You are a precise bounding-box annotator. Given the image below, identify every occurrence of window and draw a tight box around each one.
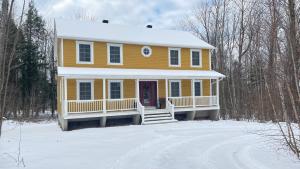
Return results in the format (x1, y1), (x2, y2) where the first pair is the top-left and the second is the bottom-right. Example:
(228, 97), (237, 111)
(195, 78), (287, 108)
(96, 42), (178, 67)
(76, 41), (93, 64)
(190, 49), (202, 67)
(108, 43), (123, 65)
(77, 80), (94, 100)
(170, 80), (181, 97)
(109, 80), (123, 99)
(141, 46), (152, 57)
(169, 48), (181, 67)
(194, 80), (203, 96)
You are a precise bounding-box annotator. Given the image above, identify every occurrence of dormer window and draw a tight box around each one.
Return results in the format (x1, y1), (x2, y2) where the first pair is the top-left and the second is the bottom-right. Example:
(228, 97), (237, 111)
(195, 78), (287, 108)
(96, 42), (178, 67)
(108, 43), (123, 65)
(76, 41), (94, 64)
(168, 48), (181, 67)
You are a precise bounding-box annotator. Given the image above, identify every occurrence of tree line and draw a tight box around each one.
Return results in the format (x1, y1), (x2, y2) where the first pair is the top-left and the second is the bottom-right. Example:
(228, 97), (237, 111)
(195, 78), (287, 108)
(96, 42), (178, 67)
(182, 0), (299, 158)
(0, 0), (56, 135)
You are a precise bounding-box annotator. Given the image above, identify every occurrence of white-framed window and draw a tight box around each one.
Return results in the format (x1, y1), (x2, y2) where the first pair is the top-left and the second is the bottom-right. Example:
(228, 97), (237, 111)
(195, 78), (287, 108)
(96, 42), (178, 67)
(169, 80), (181, 97)
(76, 41), (94, 64)
(190, 49), (202, 67)
(141, 46), (152, 57)
(168, 48), (181, 67)
(107, 43), (123, 65)
(76, 80), (94, 100)
(193, 80), (203, 96)
(108, 80), (123, 99)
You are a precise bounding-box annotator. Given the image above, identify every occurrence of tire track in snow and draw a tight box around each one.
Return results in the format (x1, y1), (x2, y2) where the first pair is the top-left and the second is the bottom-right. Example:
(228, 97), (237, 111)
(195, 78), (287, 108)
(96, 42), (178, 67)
(110, 132), (231, 169)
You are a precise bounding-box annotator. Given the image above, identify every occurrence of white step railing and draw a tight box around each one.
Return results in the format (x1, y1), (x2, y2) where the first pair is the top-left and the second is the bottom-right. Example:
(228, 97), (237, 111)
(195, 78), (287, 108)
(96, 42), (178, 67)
(137, 99), (145, 123)
(169, 96), (218, 108)
(166, 100), (175, 119)
(67, 100), (104, 113)
(106, 98), (137, 111)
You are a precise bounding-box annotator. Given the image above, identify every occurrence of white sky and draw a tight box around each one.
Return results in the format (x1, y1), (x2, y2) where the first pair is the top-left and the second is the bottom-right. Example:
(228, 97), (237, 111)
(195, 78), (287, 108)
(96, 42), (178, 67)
(15, 0), (202, 29)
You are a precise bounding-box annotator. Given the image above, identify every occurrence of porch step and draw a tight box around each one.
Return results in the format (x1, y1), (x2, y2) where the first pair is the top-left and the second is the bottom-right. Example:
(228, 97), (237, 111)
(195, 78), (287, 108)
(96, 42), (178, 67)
(142, 109), (177, 125)
(142, 119), (178, 125)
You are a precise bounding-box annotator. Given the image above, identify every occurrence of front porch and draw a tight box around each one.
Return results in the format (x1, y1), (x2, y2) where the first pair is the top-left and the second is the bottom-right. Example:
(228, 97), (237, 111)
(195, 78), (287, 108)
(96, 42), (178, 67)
(57, 67), (224, 128)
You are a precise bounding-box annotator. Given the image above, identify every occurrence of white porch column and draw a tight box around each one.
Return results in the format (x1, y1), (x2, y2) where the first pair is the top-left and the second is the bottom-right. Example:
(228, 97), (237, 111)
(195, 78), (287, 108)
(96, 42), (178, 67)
(136, 79), (139, 100)
(103, 78), (106, 114)
(63, 77), (68, 116)
(192, 79), (195, 108)
(216, 78), (219, 106)
(165, 79), (168, 104)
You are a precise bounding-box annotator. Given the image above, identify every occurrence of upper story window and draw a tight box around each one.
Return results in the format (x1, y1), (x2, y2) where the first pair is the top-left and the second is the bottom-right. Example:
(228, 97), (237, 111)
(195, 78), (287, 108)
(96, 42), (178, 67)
(169, 48), (181, 67)
(193, 80), (203, 96)
(76, 41), (94, 64)
(190, 49), (202, 67)
(77, 80), (94, 100)
(108, 80), (123, 99)
(141, 46), (152, 57)
(169, 80), (181, 97)
(107, 43), (123, 65)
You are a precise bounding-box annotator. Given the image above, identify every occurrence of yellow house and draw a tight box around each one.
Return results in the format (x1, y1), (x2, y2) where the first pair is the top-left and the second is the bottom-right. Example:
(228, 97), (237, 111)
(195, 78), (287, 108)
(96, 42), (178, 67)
(55, 19), (225, 130)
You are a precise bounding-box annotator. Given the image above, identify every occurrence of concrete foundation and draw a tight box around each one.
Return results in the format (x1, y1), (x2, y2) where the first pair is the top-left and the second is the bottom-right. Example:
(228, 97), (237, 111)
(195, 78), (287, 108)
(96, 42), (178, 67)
(186, 111), (196, 120)
(132, 115), (141, 125)
(100, 117), (107, 127)
(209, 110), (220, 121)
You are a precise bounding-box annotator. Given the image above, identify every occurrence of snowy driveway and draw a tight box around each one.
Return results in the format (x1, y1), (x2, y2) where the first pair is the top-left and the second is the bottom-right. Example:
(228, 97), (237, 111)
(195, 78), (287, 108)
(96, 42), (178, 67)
(0, 120), (299, 169)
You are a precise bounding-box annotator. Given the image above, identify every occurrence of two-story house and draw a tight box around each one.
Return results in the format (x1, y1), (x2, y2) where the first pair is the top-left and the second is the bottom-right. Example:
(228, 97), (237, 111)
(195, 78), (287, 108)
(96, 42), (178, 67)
(55, 19), (225, 130)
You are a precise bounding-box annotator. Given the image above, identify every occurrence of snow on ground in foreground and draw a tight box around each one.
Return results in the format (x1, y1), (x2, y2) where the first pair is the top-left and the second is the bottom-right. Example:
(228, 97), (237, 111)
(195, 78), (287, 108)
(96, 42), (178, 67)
(0, 120), (299, 169)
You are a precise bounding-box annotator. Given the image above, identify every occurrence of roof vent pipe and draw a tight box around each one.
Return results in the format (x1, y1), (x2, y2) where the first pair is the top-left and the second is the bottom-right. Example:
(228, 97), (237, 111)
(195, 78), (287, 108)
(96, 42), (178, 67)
(146, 25), (152, 28)
(102, 20), (109, 24)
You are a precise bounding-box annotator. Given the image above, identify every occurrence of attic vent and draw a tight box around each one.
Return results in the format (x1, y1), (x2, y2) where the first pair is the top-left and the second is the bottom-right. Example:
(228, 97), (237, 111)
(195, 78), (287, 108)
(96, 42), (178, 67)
(102, 20), (109, 24)
(146, 25), (152, 28)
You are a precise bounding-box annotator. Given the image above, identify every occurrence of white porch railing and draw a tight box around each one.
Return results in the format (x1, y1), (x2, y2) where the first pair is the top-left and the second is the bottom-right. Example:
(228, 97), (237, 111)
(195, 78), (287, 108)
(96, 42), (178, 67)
(168, 96), (193, 107)
(106, 98), (137, 111)
(195, 96), (218, 106)
(67, 100), (104, 113)
(169, 96), (218, 108)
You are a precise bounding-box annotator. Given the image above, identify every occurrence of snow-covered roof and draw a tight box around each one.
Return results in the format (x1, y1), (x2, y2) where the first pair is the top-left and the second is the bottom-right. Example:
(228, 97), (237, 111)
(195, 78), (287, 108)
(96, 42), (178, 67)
(55, 19), (215, 49)
(57, 67), (225, 79)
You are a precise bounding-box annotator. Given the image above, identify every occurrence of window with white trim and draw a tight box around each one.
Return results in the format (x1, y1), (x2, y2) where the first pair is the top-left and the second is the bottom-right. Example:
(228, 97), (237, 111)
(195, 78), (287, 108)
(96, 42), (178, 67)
(108, 43), (123, 65)
(76, 41), (93, 64)
(109, 80), (123, 99)
(170, 80), (181, 97)
(194, 80), (203, 96)
(77, 81), (93, 100)
(190, 49), (202, 67)
(169, 48), (181, 67)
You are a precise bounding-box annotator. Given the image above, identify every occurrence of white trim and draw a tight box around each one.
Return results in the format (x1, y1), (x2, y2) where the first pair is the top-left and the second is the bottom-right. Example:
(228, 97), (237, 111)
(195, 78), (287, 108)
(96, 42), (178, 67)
(190, 49), (202, 68)
(169, 80), (181, 97)
(168, 48), (181, 67)
(209, 49), (212, 70)
(108, 80), (124, 99)
(191, 80), (203, 96)
(76, 41), (94, 64)
(61, 38), (64, 66)
(107, 43), (123, 65)
(141, 46), (152, 57)
(76, 80), (94, 100)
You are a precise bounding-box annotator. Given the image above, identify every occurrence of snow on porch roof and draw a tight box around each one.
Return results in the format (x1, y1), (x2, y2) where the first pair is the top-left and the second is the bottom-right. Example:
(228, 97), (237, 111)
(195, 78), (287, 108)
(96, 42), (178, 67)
(57, 67), (225, 79)
(55, 19), (215, 49)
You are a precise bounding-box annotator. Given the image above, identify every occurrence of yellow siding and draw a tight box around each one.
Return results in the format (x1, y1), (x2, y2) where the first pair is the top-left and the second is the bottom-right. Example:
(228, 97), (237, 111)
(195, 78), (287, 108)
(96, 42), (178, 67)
(203, 79), (211, 96)
(158, 80), (166, 98)
(62, 40), (210, 70)
(181, 80), (191, 96)
(124, 80), (136, 98)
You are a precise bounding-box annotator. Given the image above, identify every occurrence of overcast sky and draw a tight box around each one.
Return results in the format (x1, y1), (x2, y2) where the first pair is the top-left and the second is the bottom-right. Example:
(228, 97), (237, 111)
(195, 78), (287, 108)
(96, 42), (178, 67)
(22, 0), (201, 29)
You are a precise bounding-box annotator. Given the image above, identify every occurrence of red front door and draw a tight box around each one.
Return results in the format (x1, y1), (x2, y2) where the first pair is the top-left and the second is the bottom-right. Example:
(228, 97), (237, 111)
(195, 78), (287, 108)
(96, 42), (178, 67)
(139, 81), (157, 107)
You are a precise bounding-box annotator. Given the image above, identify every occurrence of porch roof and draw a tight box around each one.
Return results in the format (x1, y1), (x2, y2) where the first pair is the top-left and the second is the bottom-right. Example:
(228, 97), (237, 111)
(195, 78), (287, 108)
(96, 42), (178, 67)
(57, 67), (225, 79)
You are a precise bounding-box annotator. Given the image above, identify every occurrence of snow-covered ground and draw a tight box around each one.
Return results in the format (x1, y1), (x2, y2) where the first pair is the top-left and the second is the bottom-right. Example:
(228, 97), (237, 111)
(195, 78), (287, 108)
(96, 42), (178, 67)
(0, 120), (299, 169)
